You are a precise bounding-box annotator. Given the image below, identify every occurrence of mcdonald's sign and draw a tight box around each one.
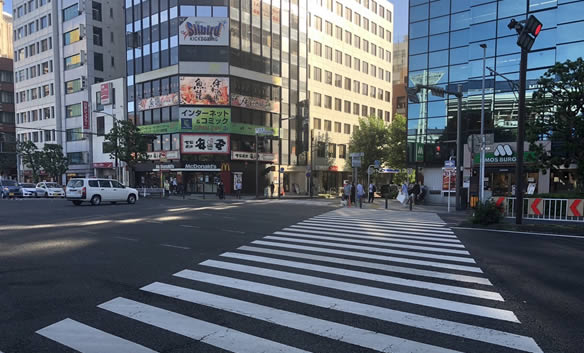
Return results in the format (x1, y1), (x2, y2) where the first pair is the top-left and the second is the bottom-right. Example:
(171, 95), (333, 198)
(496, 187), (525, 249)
(221, 162), (231, 172)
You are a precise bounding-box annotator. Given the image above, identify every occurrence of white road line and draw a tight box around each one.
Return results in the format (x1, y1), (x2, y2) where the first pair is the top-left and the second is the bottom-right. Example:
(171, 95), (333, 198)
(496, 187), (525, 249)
(220, 229), (246, 234)
(143, 282), (462, 353)
(146, 221), (162, 224)
(238, 245), (492, 285)
(99, 297), (310, 353)
(179, 224), (200, 228)
(174, 271), (542, 353)
(36, 318), (157, 353)
(198, 261), (518, 322)
(283, 227), (463, 246)
(299, 221), (456, 237)
(220, 252), (501, 300)
(313, 215), (447, 226)
(275, 231), (470, 255)
(304, 219), (455, 234)
(264, 236), (476, 264)
(113, 236), (139, 242)
(298, 223), (457, 239)
(252, 240), (483, 273)
(159, 244), (190, 250)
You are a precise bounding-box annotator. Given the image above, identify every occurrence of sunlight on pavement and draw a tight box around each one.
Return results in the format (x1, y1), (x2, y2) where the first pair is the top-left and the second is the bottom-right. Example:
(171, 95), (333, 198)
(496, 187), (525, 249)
(0, 238), (97, 257)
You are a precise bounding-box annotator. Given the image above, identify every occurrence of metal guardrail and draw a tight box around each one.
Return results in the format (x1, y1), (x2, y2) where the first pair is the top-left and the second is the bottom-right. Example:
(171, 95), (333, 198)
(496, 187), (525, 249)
(493, 197), (583, 222)
(136, 188), (165, 198)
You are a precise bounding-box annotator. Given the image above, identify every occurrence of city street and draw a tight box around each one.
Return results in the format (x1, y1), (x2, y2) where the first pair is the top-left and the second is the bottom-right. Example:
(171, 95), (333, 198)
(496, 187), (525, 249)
(0, 198), (582, 353)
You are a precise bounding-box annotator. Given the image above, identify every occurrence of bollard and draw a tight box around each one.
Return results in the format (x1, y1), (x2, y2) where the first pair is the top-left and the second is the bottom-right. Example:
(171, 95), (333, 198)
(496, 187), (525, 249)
(385, 194), (388, 209)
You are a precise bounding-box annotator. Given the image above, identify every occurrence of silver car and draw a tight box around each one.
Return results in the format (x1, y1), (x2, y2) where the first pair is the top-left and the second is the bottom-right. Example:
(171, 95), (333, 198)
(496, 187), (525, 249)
(36, 182), (65, 198)
(20, 183), (42, 198)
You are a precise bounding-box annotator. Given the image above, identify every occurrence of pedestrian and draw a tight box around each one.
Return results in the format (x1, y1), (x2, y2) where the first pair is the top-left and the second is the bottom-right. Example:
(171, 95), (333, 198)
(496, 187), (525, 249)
(356, 181), (364, 208)
(164, 179), (170, 198)
(343, 182), (351, 207)
(172, 178), (178, 195)
(270, 182), (275, 198)
(401, 182), (409, 208)
(235, 178), (242, 199)
(368, 182), (376, 203)
(350, 182), (356, 207)
(217, 180), (225, 199)
(412, 181), (421, 204)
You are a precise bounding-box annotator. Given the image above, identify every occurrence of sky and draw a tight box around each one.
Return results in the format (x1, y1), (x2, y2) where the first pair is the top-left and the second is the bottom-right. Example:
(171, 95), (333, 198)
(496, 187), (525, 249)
(388, 0), (409, 42)
(3, 0), (12, 14)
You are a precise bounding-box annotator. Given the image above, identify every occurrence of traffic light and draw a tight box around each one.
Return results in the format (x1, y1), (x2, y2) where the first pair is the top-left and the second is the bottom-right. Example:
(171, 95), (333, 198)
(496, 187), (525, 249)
(509, 15), (542, 52)
(407, 87), (420, 103)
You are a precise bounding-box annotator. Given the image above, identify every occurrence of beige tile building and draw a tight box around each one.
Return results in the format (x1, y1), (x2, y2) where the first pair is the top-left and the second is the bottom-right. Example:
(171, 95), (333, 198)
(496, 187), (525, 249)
(308, 0), (394, 193)
(0, 0), (12, 58)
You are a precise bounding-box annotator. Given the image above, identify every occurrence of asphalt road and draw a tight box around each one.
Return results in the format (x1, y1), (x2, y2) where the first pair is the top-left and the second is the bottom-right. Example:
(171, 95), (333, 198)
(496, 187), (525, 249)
(0, 197), (582, 353)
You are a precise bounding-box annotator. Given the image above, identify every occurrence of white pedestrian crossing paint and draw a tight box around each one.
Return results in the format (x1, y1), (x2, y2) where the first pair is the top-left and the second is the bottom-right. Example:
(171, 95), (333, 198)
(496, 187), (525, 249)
(36, 208), (543, 353)
(36, 318), (157, 353)
(99, 297), (310, 353)
(142, 282), (463, 353)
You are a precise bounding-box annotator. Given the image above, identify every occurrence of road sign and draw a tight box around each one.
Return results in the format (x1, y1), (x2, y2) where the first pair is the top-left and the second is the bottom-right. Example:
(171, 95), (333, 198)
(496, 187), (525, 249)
(350, 152), (364, 157)
(379, 168), (400, 174)
(444, 160), (455, 168)
(255, 127), (271, 135)
(351, 159), (361, 168)
(374, 160), (381, 168)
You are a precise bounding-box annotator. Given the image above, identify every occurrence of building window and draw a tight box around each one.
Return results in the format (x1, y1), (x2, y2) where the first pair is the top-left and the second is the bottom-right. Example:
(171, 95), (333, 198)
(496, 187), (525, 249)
(313, 118), (322, 130)
(325, 21), (333, 36)
(335, 50), (342, 64)
(324, 120), (332, 131)
(67, 152), (86, 164)
(94, 53), (104, 71)
(314, 41), (322, 56)
(335, 26), (343, 40)
(334, 98), (342, 111)
(344, 100), (351, 113)
(324, 96), (332, 109)
(344, 78), (351, 90)
(66, 103), (82, 118)
(313, 92), (322, 107)
(328, 143), (336, 158)
(339, 144), (347, 159)
(353, 103), (359, 115)
(64, 28), (81, 45)
(325, 71), (333, 85)
(344, 124), (351, 134)
(317, 142), (326, 158)
(334, 74), (342, 88)
(314, 67), (322, 81)
(97, 116), (105, 135)
(92, 1), (102, 21)
(64, 54), (82, 70)
(66, 128), (85, 141)
(362, 105), (368, 116)
(65, 79), (82, 94)
(345, 54), (351, 68)
(334, 122), (341, 133)
(325, 46), (333, 60)
(93, 27), (103, 46)
(63, 4), (79, 22)
(314, 15), (322, 31)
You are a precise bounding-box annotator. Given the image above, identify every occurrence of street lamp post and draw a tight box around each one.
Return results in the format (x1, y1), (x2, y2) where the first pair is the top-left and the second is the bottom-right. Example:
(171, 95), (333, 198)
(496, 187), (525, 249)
(479, 43), (487, 204)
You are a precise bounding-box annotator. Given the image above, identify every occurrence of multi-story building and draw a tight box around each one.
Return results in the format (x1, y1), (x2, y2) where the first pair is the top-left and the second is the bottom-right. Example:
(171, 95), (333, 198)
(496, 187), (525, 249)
(308, 0), (393, 192)
(124, 0), (308, 195)
(392, 36), (407, 119)
(0, 0), (15, 179)
(408, 0), (584, 204)
(13, 0), (125, 182)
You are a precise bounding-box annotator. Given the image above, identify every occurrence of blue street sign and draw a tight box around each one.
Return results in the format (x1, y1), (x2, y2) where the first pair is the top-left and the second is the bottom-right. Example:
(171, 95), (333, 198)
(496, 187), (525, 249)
(444, 160), (455, 168)
(306, 172), (311, 177)
(374, 160), (381, 168)
(379, 168), (400, 174)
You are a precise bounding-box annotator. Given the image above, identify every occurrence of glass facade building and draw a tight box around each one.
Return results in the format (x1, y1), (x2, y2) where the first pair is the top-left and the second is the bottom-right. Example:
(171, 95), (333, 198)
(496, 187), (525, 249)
(408, 0), (584, 200)
(124, 0), (307, 193)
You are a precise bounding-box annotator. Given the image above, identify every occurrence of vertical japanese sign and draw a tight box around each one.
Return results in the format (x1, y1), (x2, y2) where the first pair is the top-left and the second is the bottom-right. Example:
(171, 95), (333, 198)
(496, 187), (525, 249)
(83, 101), (89, 129)
(181, 134), (230, 154)
(100, 83), (112, 105)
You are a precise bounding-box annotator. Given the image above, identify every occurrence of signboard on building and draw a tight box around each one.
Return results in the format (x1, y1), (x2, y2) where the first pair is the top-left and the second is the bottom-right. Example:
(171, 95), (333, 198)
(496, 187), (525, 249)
(231, 93), (280, 113)
(138, 93), (179, 111)
(179, 107), (230, 132)
(179, 17), (229, 46)
(100, 83), (112, 105)
(183, 162), (221, 171)
(473, 144), (537, 164)
(138, 120), (277, 136)
(231, 151), (276, 162)
(180, 77), (229, 106)
(181, 134), (230, 154)
(147, 150), (180, 160)
(83, 101), (89, 129)
(442, 169), (456, 191)
(92, 162), (113, 168)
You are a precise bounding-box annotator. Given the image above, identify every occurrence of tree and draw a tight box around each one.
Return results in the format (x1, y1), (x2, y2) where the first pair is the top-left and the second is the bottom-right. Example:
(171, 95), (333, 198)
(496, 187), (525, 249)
(16, 141), (42, 182)
(38, 144), (68, 182)
(347, 115), (407, 180)
(104, 120), (149, 179)
(527, 58), (584, 191)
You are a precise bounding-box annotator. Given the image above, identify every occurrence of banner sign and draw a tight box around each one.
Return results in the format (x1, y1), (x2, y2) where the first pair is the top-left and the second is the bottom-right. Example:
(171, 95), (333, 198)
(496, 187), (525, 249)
(138, 93), (179, 111)
(180, 76), (229, 106)
(138, 120), (277, 136)
(231, 151), (276, 162)
(183, 162), (221, 171)
(181, 134), (230, 154)
(83, 101), (89, 129)
(442, 169), (456, 191)
(231, 93), (280, 113)
(179, 17), (229, 46)
(230, 123), (278, 136)
(180, 107), (230, 132)
(147, 150), (180, 160)
(92, 162), (113, 168)
(100, 83), (112, 105)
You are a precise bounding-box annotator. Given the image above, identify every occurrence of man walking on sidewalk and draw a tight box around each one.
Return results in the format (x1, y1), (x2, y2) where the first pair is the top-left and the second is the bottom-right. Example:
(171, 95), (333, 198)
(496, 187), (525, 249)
(234, 178), (242, 199)
(356, 181), (365, 208)
(343, 182), (352, 207)
(368, 182), (376, 203)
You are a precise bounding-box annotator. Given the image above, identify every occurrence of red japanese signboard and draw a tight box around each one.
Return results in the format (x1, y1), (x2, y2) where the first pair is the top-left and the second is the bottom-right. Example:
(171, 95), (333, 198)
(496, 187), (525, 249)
(83, 101), (89, 129)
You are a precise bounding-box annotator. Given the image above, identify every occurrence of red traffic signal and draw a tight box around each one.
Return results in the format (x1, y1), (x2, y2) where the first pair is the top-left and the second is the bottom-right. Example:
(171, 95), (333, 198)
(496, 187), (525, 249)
(516, 15), (543, 51)
(525, 15), (543, 37)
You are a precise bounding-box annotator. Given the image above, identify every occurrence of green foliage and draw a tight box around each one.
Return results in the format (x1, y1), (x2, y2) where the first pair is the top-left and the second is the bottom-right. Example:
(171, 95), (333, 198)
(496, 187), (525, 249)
(347, 115), (406, 180)
(471, 200), (504, 225)
(17, 141), (42, 182)
(104, 120), (149, 168)
(38, 144), (68, 182)
(527, 58), (584, 191)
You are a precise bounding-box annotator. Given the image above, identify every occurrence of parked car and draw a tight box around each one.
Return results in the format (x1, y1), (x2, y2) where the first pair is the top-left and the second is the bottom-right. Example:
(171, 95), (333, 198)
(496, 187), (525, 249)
(0, 179), (22, 199)
(66, 178), (139, 206)
(36, 182), (65, 198)
(20, 183), (42, 198)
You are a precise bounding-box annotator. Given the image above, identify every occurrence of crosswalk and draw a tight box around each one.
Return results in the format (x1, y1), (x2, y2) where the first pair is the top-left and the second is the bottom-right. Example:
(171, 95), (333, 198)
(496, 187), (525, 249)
(33, 208), (543, 353)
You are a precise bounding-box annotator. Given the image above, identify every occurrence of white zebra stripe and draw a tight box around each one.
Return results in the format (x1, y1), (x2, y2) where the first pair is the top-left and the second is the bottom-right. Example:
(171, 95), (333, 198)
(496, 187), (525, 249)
(220, 252), (502, 300)
(298, 221), (455, 237)
(274, 231), (470, 255)
(252, 240), (483, 273)
(98, 297), (310, 353)
(303, 219), (455, 234)
(312, 215), (447, 227)
(174, 270), (542, 353)
(264, 236), (476, 264)
(142, 282), (463, 353)
(198, 261), (519, 322)
(238, 245), (492, 285)
(36, 318), (157, 353)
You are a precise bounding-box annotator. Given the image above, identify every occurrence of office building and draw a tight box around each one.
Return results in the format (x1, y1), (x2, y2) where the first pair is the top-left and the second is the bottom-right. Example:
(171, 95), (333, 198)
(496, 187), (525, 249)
(125, 0), (308, 195)
(308, 0), (394, 192)
(0, 0), (15, 179)
(408, 0), (584, 204)
(13, 0), (125, 182)
(392, 36), (407, 118)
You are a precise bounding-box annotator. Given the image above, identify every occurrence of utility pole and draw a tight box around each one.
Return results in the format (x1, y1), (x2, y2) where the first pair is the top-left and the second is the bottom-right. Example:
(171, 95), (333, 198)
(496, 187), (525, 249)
(255, 132), (259, 199)
(479, 43), (487, 204)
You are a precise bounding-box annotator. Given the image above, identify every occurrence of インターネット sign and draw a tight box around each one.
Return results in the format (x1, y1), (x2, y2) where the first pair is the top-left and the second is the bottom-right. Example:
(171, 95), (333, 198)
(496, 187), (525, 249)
(181, 134), (230, 154)
(179, 17), (229, 46)
(179, 107), (230, 132)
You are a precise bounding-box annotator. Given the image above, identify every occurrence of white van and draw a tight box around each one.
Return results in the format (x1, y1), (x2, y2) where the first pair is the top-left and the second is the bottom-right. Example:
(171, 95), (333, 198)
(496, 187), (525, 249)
(66, 178), (139, 206)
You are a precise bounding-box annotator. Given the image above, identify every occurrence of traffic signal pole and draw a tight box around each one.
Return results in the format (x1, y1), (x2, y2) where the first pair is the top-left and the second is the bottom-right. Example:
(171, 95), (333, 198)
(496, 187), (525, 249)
(515, 48), (528, 224)
(456, 84), (463, 210)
